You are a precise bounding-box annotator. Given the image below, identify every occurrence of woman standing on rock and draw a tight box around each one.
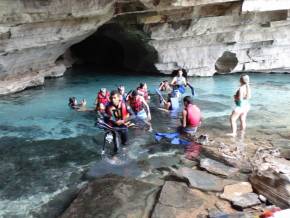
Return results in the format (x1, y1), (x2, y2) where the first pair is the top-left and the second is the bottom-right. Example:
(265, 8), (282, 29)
(228, 74), (251, 137)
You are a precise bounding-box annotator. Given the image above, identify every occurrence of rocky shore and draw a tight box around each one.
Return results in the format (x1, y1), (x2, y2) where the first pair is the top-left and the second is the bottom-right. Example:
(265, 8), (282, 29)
(31, 131), (290, 218)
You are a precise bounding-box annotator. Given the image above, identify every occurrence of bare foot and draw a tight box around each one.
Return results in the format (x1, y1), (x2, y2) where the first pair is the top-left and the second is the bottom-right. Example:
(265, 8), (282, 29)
(226, 133), (237, 137)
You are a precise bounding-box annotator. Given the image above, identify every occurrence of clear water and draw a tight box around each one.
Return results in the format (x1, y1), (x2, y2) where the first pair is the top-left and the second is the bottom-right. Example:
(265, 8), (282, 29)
(1, 67), (290, 217)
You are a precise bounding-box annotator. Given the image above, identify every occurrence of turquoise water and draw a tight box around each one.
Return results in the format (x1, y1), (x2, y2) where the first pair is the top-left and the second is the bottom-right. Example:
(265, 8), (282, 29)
(1, 67), (290, 217)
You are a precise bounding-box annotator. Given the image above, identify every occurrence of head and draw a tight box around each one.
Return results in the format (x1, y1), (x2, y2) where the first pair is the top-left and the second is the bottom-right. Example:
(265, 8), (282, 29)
(131, 90), (138, 99)
(240, 74), (250, 85)
(178, 69), (183, 77)
(69, 97), (77, 106)
(183, 96), (193, 107)
(110, 90), (121, 106)
(96, 103), (105, 112)
(118, 85), (125, 95)
(164, 80), (169, 86)
(100, 88), (107, 95)
(139, 83), (147, 90)
(80, 98), (86, 106)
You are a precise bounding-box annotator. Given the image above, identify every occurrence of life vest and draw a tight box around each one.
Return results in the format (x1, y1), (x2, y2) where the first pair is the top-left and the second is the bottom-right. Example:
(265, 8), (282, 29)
(97, 91), (110, 105)
(137, 87), (149, 100)
(106, 102), (128, 122)
(129, 96), (143, 113)
(186, 104), (201, 127)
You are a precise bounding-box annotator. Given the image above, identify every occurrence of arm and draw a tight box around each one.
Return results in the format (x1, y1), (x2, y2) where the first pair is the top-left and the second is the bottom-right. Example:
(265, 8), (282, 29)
(171, 77), (177, 85)
(142, 97), (151, 120)
(182, 109), (187, 128)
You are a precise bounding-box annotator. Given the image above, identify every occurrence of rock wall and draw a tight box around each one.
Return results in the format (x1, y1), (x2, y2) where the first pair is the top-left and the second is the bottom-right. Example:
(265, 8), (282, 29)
(1, 0), (290, 94)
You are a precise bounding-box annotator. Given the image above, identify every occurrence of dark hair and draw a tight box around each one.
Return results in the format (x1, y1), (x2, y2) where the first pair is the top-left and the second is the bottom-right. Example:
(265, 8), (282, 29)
(183, 96), (193, 104)
(171, 68), (188, 78)
(139, 83), (145, 88)
(110, 90), (119, 99)
(68, 97), (76, 106)
(131, 90), (138, 97)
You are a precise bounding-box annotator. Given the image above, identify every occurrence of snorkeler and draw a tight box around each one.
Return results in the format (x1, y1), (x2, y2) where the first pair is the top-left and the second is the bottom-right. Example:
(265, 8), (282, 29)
(137, 83), (150, 100)
(228, 74), (251, 137)
(180, 96), (201, 135)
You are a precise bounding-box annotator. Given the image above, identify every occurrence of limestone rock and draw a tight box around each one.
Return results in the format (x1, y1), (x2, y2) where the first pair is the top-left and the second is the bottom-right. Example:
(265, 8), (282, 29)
(151, 181), (204, 218)
(221, 182), (253, 201)
(200, 158), (239, 177)
(232, 193), (261, 210)
(61, 175), (160, 218)
(173, 167), (235, 192)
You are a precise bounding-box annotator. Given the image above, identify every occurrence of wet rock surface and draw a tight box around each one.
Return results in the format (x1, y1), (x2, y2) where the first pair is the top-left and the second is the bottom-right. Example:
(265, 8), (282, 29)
(151, 181), (204, 218)
(200, 158), (239, 177)
(173, 167), (236, 192)
(61, 175), (160, 218)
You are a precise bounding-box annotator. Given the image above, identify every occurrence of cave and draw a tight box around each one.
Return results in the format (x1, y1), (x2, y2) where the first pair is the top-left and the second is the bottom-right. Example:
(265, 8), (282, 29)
(70, 23), (159, 74)
(215, 51), (238, 73)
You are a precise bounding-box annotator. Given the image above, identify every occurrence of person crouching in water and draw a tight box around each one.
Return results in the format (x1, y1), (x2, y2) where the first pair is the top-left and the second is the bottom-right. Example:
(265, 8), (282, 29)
(95, 88), (110, 110)
(137, 82), (150, 101)
(106, 90), (133, 153)
(180, 96), (201, 136)
(128, 90), (152, 130)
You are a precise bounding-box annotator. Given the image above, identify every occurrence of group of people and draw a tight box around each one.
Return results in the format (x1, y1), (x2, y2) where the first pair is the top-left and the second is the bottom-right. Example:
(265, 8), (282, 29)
(68, 68), (251, 154)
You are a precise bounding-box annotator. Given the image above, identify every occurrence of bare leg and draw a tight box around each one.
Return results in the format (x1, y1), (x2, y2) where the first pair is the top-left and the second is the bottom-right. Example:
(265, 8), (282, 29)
(240, 111), (248, 132)
(228, 110), (240, 136)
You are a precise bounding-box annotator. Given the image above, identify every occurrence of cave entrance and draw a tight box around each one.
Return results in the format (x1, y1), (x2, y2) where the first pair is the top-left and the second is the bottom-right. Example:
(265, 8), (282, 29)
(70, 23), (159, 74)
(215, 51), (238, 73)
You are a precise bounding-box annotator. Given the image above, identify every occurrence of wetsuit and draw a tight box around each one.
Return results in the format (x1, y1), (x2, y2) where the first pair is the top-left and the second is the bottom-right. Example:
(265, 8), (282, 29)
(106, 102), (130, 153)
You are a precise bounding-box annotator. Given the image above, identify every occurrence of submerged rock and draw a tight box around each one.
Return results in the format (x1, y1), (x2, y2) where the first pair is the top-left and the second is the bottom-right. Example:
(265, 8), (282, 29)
(200, 158), (239, 177)
(172, 167), (236, 192)
(61, 175), (160, 218)
(151, 181), (204, 218)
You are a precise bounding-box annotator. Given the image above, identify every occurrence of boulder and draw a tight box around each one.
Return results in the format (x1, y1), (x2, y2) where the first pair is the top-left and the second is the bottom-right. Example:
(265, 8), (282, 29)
(200, 158), (239, 177)
(61, 175), (160, 218)
(173, 167), (236, 192)
(232, 193), (261, 210)
(221, 182), (253, 201)
(151, 181), (204, 218)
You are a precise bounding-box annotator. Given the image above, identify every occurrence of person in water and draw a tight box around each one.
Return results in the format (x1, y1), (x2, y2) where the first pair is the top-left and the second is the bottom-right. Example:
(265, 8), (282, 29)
(106, 90), (133, 152)
(171, 69), (187, 89)
(228, 74), (251, 137)
(117, 85), (127, 102)
(95, 88), (110, 109)
(68, 97), (78, 109)
(128, 90), (152, 122)
(137, 83), (150, 100)
(180, 96), (201, 135)
(159, 80), (172, 92)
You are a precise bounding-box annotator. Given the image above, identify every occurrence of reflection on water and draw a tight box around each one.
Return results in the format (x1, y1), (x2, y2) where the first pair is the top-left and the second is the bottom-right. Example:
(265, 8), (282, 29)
(0, 68), (290, 216)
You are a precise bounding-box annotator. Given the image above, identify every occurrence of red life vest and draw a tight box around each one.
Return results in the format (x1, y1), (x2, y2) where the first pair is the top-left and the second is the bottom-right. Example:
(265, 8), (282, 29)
(97, 91), (110, 105)
(129, 96), (143, 113)
(106, 102), (128, 122)
(137, 87), (149, 100)
(186, 104), (201, 127)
